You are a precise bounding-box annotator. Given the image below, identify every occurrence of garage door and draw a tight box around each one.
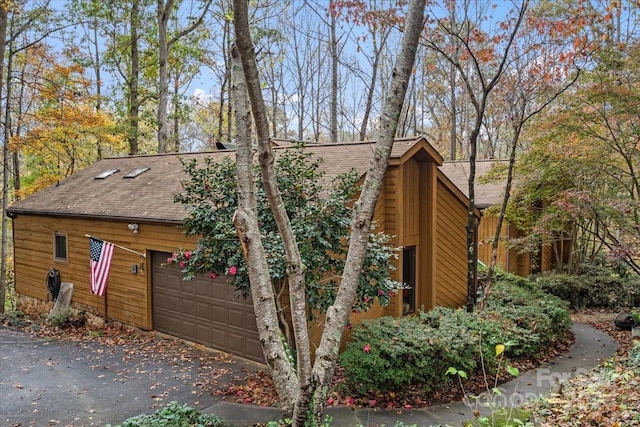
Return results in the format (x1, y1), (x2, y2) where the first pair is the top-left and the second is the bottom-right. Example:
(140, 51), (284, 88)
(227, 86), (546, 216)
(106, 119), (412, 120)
(151, 251), (263, 362)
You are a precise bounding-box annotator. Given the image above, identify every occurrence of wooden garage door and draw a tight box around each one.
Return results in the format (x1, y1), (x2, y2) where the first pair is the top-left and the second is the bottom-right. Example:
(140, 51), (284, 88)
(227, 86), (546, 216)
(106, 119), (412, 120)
(151, 251), (263, 362)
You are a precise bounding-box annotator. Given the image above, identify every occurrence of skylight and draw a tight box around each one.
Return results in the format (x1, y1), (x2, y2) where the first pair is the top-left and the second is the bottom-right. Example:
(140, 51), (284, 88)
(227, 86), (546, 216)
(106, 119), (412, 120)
(95, 169), (119, 179)
(123, 167), (150, 178)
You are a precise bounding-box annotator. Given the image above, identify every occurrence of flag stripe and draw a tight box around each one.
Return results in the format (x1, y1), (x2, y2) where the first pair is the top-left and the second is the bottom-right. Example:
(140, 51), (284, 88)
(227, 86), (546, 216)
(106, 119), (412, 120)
(90, 237), (115, 297)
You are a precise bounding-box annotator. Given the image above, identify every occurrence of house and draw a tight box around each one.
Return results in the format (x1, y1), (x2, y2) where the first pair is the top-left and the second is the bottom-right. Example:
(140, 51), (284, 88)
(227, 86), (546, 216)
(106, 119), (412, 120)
(8, 137), (478, 362)
(439, 160), (562, 276)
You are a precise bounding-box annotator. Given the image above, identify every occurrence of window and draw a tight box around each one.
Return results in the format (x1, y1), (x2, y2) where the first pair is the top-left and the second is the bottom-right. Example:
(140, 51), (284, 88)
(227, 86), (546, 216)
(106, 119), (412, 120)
(54, 232), (68, 261)
(123, 167), (149, 178)
(95, 169), (119, 179)
(402, 246), (416, 315)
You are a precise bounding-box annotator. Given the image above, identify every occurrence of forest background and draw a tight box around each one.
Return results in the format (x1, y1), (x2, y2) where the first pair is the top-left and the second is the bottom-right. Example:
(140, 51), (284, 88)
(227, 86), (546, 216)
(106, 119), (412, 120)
(0, 0), (639, 350)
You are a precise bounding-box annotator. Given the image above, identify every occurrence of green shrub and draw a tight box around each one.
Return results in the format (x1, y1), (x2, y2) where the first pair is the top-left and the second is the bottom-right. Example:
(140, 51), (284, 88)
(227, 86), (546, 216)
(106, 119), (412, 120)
(340, 274), (571, 395)
(106, 401), (225, 427)
(484, 280), (571, 357)
(536, 272), (640, 310)
(418, 307), (506, 369)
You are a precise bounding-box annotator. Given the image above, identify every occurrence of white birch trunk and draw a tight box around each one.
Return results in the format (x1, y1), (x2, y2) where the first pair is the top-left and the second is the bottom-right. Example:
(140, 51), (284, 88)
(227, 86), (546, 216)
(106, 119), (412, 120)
(232, 0), (426, 424)
(230, 44), (299, 412)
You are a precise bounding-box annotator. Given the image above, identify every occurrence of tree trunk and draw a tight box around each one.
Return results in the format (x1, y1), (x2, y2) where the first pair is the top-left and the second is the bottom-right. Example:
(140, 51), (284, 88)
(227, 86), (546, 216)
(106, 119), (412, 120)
(128, 0), (141, 155)
(359, 29), (389, 141)
(329, 0), (338, 143)
(234, 0), (425, 423)
(157, 0), (172, 153)
(91, 17), (104, 159)
(480, 124), (522, 309)
(0, 6), (8, 315)
(232, 5), (303, 413)
(171, 75), (180, 151)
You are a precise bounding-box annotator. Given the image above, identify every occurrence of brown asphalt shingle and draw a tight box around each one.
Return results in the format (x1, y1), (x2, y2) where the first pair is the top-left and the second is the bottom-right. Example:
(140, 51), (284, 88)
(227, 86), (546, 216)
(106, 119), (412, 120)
(8, 139), (427, 223)
(438, 160), (507, 208)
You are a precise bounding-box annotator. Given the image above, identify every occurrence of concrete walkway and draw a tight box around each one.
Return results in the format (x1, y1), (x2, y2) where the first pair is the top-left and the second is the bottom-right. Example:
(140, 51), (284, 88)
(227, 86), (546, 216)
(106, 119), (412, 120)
(205, 323), (618, 427)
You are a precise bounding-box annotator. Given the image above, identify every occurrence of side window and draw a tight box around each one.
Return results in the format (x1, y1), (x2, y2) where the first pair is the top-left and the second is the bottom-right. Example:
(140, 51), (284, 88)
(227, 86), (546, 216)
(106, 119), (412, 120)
(402, 246), (416, 315)
(54, 232), (68, 262)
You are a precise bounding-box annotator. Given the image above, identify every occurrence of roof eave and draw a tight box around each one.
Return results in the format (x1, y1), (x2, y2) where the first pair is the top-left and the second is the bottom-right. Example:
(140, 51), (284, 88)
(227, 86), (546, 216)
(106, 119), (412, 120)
(7, 209), (185, 225)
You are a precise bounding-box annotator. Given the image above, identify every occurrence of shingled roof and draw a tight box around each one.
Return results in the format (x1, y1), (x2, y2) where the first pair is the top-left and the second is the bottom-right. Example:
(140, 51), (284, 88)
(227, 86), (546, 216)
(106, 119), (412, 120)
(438, 160), (507, 208)
(8, 137), (440, 223)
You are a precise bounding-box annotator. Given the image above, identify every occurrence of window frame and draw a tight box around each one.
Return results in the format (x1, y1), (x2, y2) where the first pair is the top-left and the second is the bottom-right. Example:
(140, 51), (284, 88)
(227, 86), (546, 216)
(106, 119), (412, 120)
(53, 232), (68, 262)
(402, 245), (416, 315)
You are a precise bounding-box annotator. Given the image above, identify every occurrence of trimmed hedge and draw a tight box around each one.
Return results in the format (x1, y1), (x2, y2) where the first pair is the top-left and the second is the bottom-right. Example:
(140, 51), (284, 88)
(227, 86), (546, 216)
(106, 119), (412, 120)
(339, 274), (571, 394)
(535, 273), (640, 310)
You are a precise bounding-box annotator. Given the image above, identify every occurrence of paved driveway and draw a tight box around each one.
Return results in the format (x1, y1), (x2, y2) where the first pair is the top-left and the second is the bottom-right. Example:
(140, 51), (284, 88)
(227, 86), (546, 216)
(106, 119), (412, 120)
(0, 326), (258, 426)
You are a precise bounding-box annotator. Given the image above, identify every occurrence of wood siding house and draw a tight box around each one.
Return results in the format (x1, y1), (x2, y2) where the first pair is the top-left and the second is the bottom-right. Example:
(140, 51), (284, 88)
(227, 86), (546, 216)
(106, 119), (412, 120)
(439, 160), (561, 276)
(8, 137), (477, 362)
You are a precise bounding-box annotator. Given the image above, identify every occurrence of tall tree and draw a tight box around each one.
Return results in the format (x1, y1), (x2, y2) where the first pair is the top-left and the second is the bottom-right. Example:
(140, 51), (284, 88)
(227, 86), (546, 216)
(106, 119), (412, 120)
(0, 1), (8, 315)
(156, 0), (212, 153)
(10, 49), (125, 196)
(422, 0), (529, 310)
(2, 0), (65, 313)
(480, 1), (590, 300)
(231, 0), (426, 424)
(512, 36), (640, 275)
(328, 0), (338, 142)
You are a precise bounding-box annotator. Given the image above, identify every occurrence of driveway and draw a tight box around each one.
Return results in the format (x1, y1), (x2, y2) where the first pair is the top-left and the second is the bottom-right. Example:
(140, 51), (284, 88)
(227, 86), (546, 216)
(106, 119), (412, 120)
(0, 325), (261, 426)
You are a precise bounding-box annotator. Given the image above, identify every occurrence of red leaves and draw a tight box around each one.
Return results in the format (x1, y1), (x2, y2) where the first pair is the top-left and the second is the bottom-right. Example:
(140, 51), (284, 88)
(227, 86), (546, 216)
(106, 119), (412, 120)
(218, 370), (279, 407)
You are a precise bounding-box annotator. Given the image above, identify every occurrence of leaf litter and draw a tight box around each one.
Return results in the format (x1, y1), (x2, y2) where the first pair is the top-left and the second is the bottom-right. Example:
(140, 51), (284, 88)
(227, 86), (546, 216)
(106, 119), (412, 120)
(5, 308), (637, 422)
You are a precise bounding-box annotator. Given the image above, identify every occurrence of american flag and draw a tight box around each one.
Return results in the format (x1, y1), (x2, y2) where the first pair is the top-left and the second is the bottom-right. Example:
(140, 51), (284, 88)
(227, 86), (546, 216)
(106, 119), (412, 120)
(89, 237), (115, 297)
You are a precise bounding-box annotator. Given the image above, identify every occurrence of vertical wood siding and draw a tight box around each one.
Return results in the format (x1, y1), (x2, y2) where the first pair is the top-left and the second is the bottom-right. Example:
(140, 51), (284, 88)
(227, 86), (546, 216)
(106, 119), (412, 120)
(478, 215), (506, 269)
(381, 166), (402, 317)
(403, 159), (420, 242)
(478, 215), (538, 276)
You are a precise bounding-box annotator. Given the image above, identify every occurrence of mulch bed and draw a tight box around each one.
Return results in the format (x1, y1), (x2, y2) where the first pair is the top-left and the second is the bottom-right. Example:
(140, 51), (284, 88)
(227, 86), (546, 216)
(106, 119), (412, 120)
(5, 308), (634, 411)
(216, 330), (577, 409)
(217, 309), (637, 409)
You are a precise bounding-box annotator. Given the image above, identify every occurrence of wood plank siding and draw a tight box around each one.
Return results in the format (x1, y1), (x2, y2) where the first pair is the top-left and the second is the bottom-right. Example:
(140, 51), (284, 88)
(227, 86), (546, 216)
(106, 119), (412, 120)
(9, 138), (477, 360)
(12, 214), (196, 330)
(478, 215), (533, 275)
(435, 177), (468, 308)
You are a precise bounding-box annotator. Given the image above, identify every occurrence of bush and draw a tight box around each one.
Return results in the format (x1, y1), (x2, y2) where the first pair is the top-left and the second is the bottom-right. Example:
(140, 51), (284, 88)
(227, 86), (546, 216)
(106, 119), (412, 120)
(536, 272), (640, 310)
(5, 310), (27, 327)
(106, 401), (225, 427)
(339, 274), (571, 394)
(484, 280), (571, 357)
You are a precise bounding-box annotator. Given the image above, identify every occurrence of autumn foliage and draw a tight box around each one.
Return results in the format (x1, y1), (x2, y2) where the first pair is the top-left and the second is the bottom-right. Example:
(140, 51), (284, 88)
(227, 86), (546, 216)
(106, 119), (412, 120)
(9, 45), (125, 198)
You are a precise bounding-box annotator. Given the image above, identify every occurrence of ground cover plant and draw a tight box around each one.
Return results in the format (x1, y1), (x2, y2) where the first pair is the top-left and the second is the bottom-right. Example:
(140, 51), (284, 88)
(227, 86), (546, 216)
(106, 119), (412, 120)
(106, 401), (225, 427)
